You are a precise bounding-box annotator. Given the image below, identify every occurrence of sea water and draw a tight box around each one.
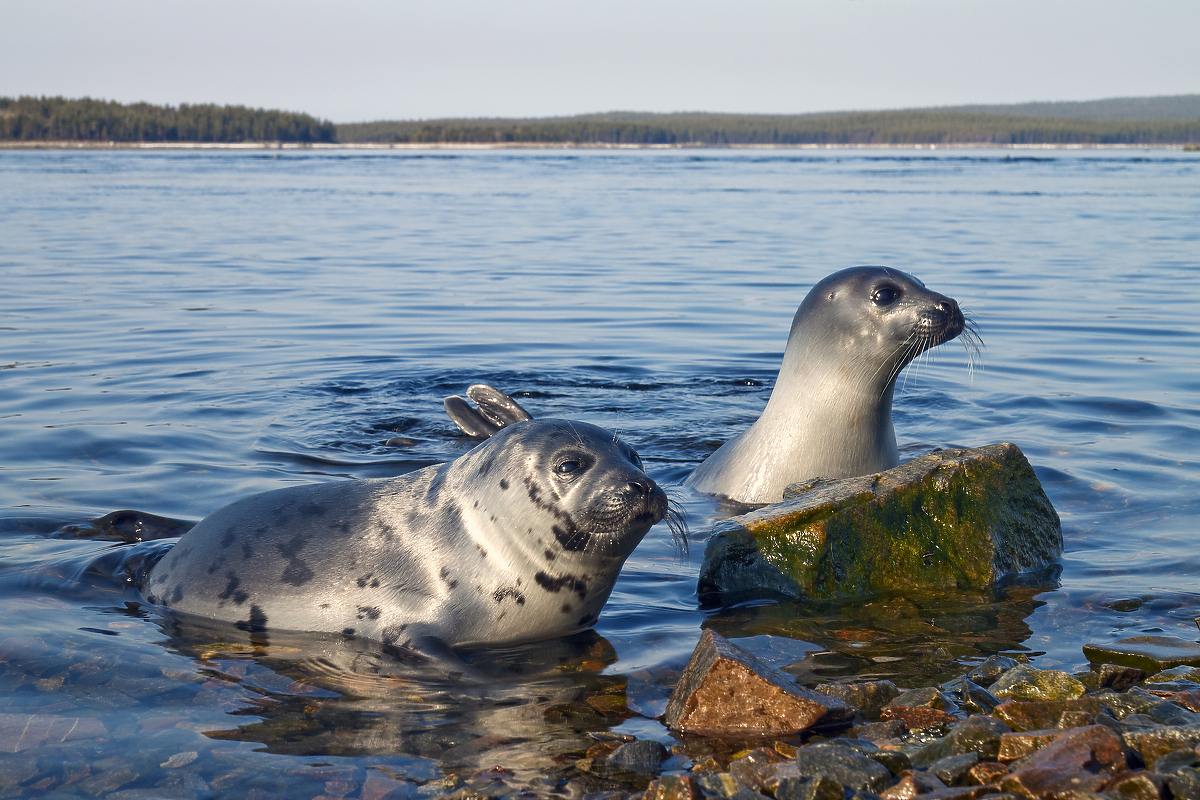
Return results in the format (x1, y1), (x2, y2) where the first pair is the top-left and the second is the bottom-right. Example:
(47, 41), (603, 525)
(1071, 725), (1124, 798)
(1, 147), (1198, 795)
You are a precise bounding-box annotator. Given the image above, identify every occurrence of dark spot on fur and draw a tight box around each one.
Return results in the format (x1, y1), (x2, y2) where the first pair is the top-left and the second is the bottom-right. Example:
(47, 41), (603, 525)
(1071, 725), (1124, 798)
(241, 540), (254, 560)
(235, 605), (268, 633)
(356, 605), (381, 620)
(281, 558), (314, 586)
(477, 544), (487, 558)
(343, 628), (356, 636)
(319, 602), (331, 609)
(218, 571), (249, 606)
(499, 479), (509, 490)
(356, 573), (374, 588)
(220, 526), (236, 548)
(439, 566), (458, 590)
(543, 548), (556, 562)
(561, 603), (572, 613)
(493, 586), (526, 605)
(275, 532), (310, 558)
(553, 523), (592, 553)
(535, 571), (588, 600)
(170, 585), (183, 604)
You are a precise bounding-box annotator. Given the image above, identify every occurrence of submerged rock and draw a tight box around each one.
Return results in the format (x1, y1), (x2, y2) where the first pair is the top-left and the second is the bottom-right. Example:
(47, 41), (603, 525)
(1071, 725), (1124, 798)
(989, 664), (1086, 702)
(697, 443), (1062, 602)
(664, 630), (854, 736)
(1083, 635), (1200, 673)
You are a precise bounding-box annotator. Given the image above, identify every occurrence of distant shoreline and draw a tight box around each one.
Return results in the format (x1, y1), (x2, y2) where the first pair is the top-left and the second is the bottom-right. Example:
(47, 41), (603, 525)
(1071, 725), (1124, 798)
(2, 140), (1193, 151)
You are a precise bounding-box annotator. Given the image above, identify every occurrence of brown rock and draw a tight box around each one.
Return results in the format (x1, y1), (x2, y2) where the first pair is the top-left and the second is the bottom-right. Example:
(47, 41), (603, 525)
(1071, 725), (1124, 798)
(1169, 690), (1200, 713)
(992, 698), (1103, 732)
(815, 681), (901, 714)
(1120, 723), (1200, 766)
(728, 748), (787, 791)
(664, 631), (855, 736)
(1102, 770), (1169, 800)
(880, 771), (949, 799)
(999, 725), (1128, 799)
(996, 728), (1071, 762)
(644, 775), (701, 800)
(966, 762), (1010, 786)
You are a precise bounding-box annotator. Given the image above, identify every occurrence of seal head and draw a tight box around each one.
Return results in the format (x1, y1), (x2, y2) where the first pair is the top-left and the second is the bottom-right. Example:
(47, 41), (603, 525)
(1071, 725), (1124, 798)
(684, 266), (966, 503)
(143, 419), (667, 650)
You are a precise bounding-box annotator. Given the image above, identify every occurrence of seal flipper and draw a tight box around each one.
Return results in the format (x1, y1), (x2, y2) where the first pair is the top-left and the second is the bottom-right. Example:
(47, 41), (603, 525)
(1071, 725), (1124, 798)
(445, 395), (501, 437)
(445, 385), (533, 438)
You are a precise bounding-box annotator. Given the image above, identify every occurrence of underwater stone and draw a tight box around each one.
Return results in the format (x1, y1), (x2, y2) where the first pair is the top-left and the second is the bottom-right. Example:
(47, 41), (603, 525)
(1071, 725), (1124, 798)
(608, 739), (669, 774)
(664, 630), (855, 736)
(1083, 636), (1200, 673)
(989, 664), (1086, 702)
(966, 655), (1020, 688)
(992, 697), (1103, 732)
(697, 443), (1062, 602)
(814, 681), (900, 714)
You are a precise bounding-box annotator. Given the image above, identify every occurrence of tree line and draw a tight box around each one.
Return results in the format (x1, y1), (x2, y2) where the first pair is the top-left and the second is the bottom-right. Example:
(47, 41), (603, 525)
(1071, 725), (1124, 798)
(336, 110), (1200, 146)
(3, 96), (1197, 146)
(1, 96), (335, 143)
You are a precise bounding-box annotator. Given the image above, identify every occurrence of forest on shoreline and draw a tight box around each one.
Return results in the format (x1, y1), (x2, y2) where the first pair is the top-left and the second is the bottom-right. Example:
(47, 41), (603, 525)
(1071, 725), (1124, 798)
(0, 96), (335, 143)
(3, 95), (1198, 147)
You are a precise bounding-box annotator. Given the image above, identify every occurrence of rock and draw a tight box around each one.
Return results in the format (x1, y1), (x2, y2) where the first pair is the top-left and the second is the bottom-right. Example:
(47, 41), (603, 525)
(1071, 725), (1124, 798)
(815, 681), (901, 714)
(694, 773), (770, 800)
(608, 740), (669, 773)
(1168, 690), (1200, 713)
(664, 631), (855, 736)
(992, 698), (1103, 732)
(999, 725), (1128, 798)
(1100, 688), (1200, 726)
(774, 775), (846, 800)
(966, 656), (1020, 688)
(996, 728), (1075, 762)
(941, 677), (1001, 714)
(1153, 747), (1200, 774)
(880, 770), (948, 799)
(912, 716), (1013, 765)
(697, 443), (1062, 602)
(853, 721), (908, 742)
(1082, 636), (1200, 673)
(927, 753), (980, 787)
(1145, 666), (1200, 685)
(1169, 768), (1200, 800)
(1120, 722), (1200, 765)
(965, 762), (1009, 786)
(1102, 770), (1169, 800)
(780, 744), (894, 793)
(891, 688), (960, 712)
(1075, 663), (1145, 693)
(727, 749), (788, 791)
(989, 664), (1085, 702)
(644, 775), (701, 800)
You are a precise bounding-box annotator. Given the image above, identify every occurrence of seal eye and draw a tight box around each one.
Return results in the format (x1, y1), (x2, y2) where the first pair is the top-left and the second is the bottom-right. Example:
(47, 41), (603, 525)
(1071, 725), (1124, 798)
(629, 451), (645, 471)
(872, 286), (899, 307)
(555, 460), (584, 476)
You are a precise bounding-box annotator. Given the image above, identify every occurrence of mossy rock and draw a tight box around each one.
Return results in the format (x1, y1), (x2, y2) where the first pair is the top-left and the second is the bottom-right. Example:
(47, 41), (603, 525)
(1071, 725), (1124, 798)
(698, 443), (1062, 602)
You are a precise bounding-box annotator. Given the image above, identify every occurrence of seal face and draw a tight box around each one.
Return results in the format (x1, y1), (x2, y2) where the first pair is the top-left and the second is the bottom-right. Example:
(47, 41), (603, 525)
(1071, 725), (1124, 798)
(142, 419), (667, 650)
(684, 266), (967, 504)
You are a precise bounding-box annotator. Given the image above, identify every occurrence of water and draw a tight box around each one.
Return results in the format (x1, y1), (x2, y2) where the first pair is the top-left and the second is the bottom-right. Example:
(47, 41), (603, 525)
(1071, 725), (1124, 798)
(1, 147), (1199, 796)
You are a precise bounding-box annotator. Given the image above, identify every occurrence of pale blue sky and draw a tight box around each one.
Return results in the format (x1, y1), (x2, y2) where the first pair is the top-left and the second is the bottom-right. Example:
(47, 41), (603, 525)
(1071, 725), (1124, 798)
(4, 0), (1197, 123)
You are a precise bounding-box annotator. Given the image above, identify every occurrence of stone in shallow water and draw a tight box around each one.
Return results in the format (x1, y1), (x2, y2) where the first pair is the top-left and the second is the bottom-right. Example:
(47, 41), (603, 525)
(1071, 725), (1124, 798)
(813, 681), (900, 714)
(1120, 722), (1200, 765)
(664, 631), (854, 736)
(992, 697), (1103, 732)
(771, 744), (894, 794)
(607, 740), (668, 774)
(965, 655), (1020, 688)
(989, 664), (1086, 702)
(1083, 636), (1200, 673)
(697, 443), (1062, 603)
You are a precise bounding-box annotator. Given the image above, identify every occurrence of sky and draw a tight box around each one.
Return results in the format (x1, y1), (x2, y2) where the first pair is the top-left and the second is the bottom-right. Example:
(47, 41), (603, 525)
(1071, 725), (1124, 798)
(4, 0), (1198, 124)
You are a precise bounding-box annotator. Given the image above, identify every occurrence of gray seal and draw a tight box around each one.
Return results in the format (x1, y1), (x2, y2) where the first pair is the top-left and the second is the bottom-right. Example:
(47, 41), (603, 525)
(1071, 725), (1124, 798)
(143, 419), (670, 652)
(684, 266), (969, 503)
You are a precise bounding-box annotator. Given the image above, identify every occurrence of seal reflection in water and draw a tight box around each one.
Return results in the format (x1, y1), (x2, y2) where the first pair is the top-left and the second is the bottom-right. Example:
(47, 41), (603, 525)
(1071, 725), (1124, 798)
(143, 419), (670, 654)
(447, 266), (977, 505)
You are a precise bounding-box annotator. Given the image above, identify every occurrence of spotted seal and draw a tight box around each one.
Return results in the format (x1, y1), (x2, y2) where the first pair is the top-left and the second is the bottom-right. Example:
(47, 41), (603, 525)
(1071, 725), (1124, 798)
(142, 419), (670, 651)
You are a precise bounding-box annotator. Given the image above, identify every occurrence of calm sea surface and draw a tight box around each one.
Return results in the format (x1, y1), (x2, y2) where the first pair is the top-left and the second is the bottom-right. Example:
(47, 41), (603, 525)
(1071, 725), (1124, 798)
(1, 147), (1198, 796)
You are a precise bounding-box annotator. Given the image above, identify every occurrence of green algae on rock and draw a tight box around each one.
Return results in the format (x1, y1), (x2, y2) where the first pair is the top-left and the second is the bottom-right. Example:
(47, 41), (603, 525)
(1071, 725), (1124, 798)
(698, 443), (1062, 602)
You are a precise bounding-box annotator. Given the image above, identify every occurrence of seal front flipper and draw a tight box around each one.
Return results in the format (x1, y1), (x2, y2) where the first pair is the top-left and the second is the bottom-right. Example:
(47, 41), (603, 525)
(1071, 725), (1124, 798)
(444, 384), (533, 438)
(404, 635), (488, 684)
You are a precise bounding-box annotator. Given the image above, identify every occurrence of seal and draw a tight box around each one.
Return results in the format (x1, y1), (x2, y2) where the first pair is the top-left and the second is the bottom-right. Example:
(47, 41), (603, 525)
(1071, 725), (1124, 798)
(142, 419), (670, 652)
(445, 267), (974, 506)
(684, 266), (969, 503)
